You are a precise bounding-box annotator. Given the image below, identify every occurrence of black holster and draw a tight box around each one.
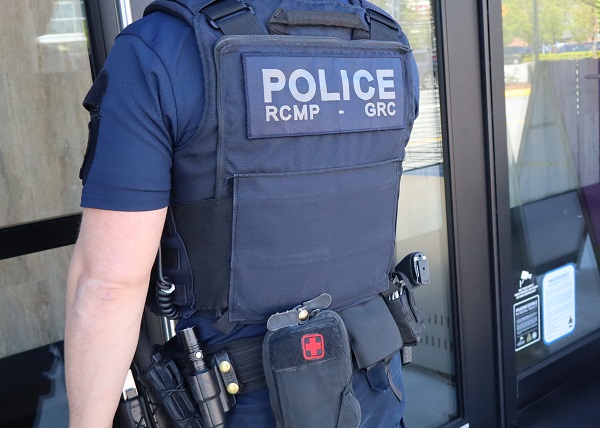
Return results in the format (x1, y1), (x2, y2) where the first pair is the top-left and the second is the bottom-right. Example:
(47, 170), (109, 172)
(133, 332), (204, 428)
(137, 353), (204, 428)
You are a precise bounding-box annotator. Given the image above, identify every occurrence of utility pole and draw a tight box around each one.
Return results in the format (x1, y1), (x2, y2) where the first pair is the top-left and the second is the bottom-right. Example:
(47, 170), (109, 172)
(533, 0), (539, 62)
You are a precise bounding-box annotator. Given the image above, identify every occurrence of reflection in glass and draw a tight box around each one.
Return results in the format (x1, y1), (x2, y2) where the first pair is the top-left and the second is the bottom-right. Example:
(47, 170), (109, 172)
(0, 0), (91, 228)
(0, 244), (73, 426)
(503, 0), (600, 371)
(37, 0), (87, 51)
(0, 246), (73, 358)
(375, 1), (456, 427)
(0, 342), (69, 427)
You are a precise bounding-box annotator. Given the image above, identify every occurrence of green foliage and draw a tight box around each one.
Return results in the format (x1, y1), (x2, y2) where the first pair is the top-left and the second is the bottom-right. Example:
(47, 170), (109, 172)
(570, 3), (597, 42)
(539, 0), (570, 46)
(503, 0), (598, 47)
(503, 0), (533, 45)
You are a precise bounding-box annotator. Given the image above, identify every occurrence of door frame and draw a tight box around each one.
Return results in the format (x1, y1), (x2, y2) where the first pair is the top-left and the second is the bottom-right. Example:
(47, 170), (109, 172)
(421, 0), (504, 426)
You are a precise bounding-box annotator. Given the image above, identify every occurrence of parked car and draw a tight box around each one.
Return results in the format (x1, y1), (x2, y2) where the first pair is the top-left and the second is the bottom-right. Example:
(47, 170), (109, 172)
(504, 46), (531, 64)
(557, 43), (593, 53)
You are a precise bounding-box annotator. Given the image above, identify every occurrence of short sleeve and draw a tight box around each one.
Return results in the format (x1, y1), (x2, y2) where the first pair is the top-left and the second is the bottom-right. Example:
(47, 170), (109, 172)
(80, 33), (176, 211)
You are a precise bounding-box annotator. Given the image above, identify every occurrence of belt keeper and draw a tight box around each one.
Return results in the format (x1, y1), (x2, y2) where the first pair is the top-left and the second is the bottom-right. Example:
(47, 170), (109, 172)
(215, 350), (241, 395)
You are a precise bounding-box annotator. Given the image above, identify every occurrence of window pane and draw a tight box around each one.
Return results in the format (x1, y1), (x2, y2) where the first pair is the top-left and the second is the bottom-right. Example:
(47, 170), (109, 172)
(0, 247), (73, 427)
(502, 0), (600, 371)
(375, 1), (457, 426)
(0, 0), (91, 227)
(0, 246), (73, 358)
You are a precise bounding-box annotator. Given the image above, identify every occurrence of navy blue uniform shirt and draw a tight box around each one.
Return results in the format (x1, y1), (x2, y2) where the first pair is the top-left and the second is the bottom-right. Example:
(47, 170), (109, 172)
(82, 12), (202, 210)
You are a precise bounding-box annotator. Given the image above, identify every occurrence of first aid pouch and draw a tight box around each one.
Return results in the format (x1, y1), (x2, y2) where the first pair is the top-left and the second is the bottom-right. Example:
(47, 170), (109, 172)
(262, 309), (360, 428)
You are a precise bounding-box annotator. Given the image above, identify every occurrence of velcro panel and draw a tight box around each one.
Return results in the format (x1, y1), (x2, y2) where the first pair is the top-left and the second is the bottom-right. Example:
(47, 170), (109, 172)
(229, 160), (400, 322)
(171, 198), (233, 312)
(266, 316), (346, 370)
(215, 35), (413, 197)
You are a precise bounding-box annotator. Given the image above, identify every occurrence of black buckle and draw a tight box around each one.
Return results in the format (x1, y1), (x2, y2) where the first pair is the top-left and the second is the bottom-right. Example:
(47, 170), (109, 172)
(202, 0), (254, 29)
(366, 8), (398, 31)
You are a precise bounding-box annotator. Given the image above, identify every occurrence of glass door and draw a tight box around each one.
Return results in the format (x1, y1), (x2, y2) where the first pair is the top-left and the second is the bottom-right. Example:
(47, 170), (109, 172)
(501, 0), (600, 407)
(373, 1), (459, 426)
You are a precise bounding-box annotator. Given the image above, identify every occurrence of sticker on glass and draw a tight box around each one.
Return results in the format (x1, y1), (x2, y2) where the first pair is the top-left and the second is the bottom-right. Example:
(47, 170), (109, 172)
(514, 295), (540, 351)
(514, 270), (538, 301)
(542, 263), (575, 344)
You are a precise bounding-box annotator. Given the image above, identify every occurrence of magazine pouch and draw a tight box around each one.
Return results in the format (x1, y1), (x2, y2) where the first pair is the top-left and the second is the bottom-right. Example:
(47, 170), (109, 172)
(263, 310), (360, 428)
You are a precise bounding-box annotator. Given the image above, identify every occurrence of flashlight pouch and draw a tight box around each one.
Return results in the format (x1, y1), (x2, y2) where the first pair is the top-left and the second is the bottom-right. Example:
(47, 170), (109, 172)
(262, 310), (361, 428)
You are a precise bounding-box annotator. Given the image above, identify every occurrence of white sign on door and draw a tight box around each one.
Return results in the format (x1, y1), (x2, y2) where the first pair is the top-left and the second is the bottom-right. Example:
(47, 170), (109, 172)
(542, 264), (575, 344)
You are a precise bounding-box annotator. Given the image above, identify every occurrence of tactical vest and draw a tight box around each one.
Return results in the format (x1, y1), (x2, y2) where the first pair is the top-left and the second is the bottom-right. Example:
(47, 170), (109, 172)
(145, 0), (418, 325)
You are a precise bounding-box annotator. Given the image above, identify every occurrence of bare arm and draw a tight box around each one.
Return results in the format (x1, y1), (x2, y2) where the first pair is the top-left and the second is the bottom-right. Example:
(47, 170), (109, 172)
(65, 207), (167, 428)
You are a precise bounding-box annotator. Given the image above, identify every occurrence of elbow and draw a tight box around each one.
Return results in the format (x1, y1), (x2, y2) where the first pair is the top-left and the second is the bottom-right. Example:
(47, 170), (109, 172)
(67, 272), (149, 318)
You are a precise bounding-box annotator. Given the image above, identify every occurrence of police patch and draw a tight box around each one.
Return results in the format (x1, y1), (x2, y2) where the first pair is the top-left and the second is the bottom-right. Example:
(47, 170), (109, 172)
(244, 54), (406, 138)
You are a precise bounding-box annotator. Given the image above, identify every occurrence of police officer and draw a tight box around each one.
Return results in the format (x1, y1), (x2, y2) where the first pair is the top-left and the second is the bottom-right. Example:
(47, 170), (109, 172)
(64, 0), (419, 427)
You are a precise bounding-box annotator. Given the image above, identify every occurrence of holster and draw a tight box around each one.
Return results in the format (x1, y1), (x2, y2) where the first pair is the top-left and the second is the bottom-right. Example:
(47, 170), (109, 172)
(137, 353), (204, 428)
(117, 390), (154, 428)
(385, 277), (425, 347)
(262, 310), (361, 428)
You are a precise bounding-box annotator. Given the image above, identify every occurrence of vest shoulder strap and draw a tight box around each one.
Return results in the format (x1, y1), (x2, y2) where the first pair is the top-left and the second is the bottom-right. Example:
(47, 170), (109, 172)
(144, 0), (265, 35)
(145, 0), (401, 40)
(365, 5), (401, 42)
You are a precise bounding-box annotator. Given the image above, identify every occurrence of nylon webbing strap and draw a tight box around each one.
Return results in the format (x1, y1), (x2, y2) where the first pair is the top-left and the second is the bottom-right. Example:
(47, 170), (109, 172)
(201, 0), (265, 35)
(268, 9), (368, 35)
(367, 8), (399, 41)
(213, 310), (238, 335)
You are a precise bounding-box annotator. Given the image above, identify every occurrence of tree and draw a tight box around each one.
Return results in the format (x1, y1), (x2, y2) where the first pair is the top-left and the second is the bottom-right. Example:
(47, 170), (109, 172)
(502, 0), (533, 45)
(539, 0), (570, 47)
(569, 2), (597, 43)
(502, 0), (597, 48)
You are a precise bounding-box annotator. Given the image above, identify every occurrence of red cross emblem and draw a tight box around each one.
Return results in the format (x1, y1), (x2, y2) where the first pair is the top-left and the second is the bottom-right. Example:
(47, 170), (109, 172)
(302, 334), (325, 360)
